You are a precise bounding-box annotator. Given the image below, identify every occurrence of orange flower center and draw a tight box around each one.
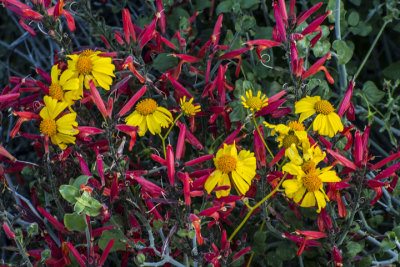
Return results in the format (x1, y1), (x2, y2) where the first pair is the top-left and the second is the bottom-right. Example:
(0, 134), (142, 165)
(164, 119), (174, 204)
(49, 83), (63, 101)
(40, 118), (57, 136)
(315, 100), (334, 115)
(217, 155), (237, 173)
(282, 134), (299, 149)
(302, 161), (316, 174)
(288, 121), (305, 131)
(76, 50), (95, 75)
(245, 97), (263, 111)
(136, 99), (158, 115)
(303, 172), (322, 192)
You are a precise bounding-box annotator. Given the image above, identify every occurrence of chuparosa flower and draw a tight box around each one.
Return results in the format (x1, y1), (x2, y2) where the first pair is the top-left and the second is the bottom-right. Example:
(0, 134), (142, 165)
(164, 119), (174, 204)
(125, 98), (173, 136)
(295, 96), (343, 137)
(205, 143), (256, 198)
(180, 96), (201, 116)
(65, 49), (115, 93)
(241, 90), (268, 112)
(39, 96), (79, 149)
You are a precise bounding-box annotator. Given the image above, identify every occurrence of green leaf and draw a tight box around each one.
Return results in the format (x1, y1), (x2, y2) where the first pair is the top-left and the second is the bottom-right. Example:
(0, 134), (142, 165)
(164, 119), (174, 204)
(348, 11), (360, 26)
(354, 256), (372, 267)
(254, 26), (273, 40)
(345, 241), (363, 259)
(98, 228), (126, 252)
(332, 40), (354, 65)
(362, 81), (385, 104)
(380, 238), (396, 251)
(152, 53), (179, 73)
(27, 223), (38, 236)
(312, 40), (331, 58)
(74, 191), (103, 217)
(241, 15), (256, 31)
(382, 61), (400, 80)
(40, 249), (51, 262)
(72, 175), (91, 189)
(350, 0), (361, 6)
(64, 213), (88, 232)
(276, 242), (296, 260)
(349, 21), (372, 36)
(59, 185), (80, 204)
(240, 0), (260, 9)
(216, 0), (233, 14)
(393, 226), (400, 240)
(195, 0), (211, 11)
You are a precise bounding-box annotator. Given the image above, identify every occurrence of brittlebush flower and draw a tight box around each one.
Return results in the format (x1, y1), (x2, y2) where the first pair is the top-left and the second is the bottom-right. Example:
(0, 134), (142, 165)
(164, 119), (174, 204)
(180, 96), (201, 116)
(264, 120), (308, 149)
(39, 96), (79, 149)
(282, 145), (341, 212)
(125, 98), (173, 136)
(48, 65), (80, 106)
(205, 143), (256, 198)
(295, 96), (343, 137)
(241, 90), (268, 112)
(65, 49), (115, 93)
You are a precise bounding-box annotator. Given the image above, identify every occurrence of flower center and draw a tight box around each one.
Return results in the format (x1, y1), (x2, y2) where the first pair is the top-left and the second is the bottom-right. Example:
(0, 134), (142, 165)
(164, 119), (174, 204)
(76, 51), (94, 75)
(40, 118), (57, 136)
(246, 97), (263, 111)
(302, 172), (322, 192)
(288, 121), (305, 131)
(49, 83), (63, 101)
(301, 161), (316, 174)
(217, 155), (237, 173)
(315, 100), (334, 115)
(181, 102), (197, 116)
(136, 99), (158, 115)
(282, 134), (299, 149)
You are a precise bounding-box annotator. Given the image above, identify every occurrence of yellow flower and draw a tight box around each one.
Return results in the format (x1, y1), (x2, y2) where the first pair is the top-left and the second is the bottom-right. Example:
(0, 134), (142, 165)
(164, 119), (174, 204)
(205, 143), (256, 198)
(282, 144), (340, 212)
(295, 96), (343, 137)
(48, 65), (81, 106)
(241, 90), (268, 112)
(180, 96), (201, 116)
(264, 120), (309, 149)
(125, 98), (173, 136)
(65, 49), (115, 92)
(39, 96), (79, 150)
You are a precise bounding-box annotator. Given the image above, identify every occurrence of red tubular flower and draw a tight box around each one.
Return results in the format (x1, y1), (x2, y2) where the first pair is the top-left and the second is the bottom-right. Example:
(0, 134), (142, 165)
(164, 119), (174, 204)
(302, 52), (333, 83)
(291, 230), (326, 256)
(94, 147), (105, 186)
(46, 1), (75, 31)
(176, 123), (186, 161)
(245, 40), (281, 61)
(338, 81), (354, 117)
(156, 0), (166, 34)
(0, 145), (16, 162)
(326, 181), (349, 218)
(254, 125), (267, 167)
(118, 85), (147, 117)
(66, 242), (86, 267)
(374, 162), (400, 180)
(98, 238), (114, 266)
(332, 245), (343, 267)
(189, 214), (203, 245)
(278, 0), (288, 24)
(371, 151), (400, 171)
(37, 206), (70, 234)
(346, 102), (355, 121)
(185, 155), (213, 167)
(353, 130), (362, 168)
(75, 153), (92, 176)
(273, 1), (287, 41)
(327, 148), (357, 171)
(177, 121), (204, 150)
(122, 9), (136, 44)
(317, 208), (332, 232)
(76, 126), (103, 142)
(366, 180), (388, 205)
(151, 154), (167, 165)
(89, 80), (108, 119)
(166, 145), (175, 186)
(2, 222), (15, 239)
(301, 10), (331, 46)
(127, 174), (166, 197)
(340, 126), (354, 151)
(296, 2), (323, 26)
(115, 125), (138, 151)
(139, 16), (157, 49)
(10, 111), (41, 138)
(168, 76), (192, 98)
(184, 172), (191, 206)
(0, 93), (19, 102)
(122, 56), (146, 83)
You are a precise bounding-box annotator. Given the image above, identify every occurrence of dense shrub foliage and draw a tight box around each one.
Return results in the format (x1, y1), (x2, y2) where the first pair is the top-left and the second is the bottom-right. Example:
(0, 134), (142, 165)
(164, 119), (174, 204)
(1, 0), (400, 266)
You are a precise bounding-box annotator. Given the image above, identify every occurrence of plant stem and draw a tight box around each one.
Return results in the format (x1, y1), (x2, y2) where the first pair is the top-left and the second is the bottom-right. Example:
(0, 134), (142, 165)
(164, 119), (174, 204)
(335, 0), (347, 92)
(353, 20), (389, 82)
(229, 173), (287, 241)
(246, 220), (266, 267)
(160, 113), (183, 157)
(252, 113), (274, 158)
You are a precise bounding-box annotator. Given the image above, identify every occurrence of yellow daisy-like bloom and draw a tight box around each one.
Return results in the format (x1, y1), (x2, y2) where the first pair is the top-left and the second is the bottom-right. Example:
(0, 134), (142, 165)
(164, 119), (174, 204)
(264, 120), (309, 149)
(125, 98), (173, 136)
(241, 90), (268, 112)
(180, 96), (201, 116)
(205, 143), (256, 198)
(39, 96), (79, 150)
(48, 65), (81, 106)
(65, 49), (115, 93)
(282, 144), (340, 212)
(295, 96), (343, 137)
